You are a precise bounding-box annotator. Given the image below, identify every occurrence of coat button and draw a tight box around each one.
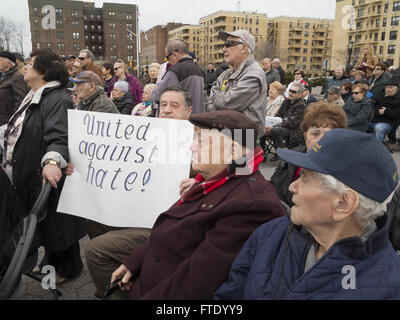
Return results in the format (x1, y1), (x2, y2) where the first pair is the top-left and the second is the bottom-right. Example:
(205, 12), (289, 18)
(208, 204), (214, 208)
(201, 204), (206, 208)
(249, 177), (256, 182)
(154, 255), (160, 263)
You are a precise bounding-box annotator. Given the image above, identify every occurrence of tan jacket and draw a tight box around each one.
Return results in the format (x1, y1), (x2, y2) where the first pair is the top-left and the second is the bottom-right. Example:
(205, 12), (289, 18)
(355, 55), (378, 78)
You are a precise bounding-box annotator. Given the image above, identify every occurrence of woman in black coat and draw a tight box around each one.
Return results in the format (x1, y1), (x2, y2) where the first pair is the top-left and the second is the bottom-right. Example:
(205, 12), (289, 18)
(2, 49), (86, 281)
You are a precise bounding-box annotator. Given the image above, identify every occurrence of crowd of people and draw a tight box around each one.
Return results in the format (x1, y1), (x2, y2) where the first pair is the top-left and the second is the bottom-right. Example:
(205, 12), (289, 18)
(1, 29), (400, 300)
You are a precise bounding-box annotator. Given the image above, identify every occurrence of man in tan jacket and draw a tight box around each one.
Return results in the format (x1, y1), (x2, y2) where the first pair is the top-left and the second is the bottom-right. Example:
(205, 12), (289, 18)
(78, 49), (104, 86)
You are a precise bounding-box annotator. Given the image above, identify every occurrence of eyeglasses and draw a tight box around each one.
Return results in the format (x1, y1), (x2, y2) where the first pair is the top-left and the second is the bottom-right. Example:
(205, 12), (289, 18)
(374, 67), (382, 70)
(289, 89), (298, 94)
(293, 73), (302, 75)
(114, 66), (121, 71)
(223, 40), (245, 48)
(353, 91), (362, 95)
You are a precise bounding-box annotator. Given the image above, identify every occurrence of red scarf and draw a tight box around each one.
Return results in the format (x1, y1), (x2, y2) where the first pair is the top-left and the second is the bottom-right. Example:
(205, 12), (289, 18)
(178, 147), (264, 205)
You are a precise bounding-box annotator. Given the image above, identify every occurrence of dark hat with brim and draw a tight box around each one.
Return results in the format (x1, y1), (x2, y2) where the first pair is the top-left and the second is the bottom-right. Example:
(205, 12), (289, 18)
(277, 129), (399, 203)
(0, 51), (16, 63)
(385, 79), (399, 87)
(189, 110), (258, 149)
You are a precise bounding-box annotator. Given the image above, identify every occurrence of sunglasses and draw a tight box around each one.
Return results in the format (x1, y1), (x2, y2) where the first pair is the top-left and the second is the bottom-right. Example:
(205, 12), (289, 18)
(293, 73), (302, 75)
(375, 68), (382, 70)
(353, 91), (362, 94)
(78, 57), (86, 60)
(224, 40), (245, 48)
(289, 89), (299, 94)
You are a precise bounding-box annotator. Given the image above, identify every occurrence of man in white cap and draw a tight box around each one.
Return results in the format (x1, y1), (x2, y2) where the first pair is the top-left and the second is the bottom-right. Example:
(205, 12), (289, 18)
(206, 30), (267, 142)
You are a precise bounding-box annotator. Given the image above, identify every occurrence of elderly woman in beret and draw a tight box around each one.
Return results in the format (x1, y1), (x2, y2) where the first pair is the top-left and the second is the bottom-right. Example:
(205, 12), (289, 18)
(215, 129), (400, 300)
(110, 110), (285, 300)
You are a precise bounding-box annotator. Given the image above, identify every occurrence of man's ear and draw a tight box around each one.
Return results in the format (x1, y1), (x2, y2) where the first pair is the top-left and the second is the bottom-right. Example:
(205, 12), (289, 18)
(333, 189), (359, 223)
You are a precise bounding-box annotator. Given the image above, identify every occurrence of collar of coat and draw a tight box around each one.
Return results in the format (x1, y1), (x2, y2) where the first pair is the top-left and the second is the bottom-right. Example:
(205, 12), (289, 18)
(0, 65), (18, 83)
(22, 81), (61, 107)
(82, 88), (104, 106)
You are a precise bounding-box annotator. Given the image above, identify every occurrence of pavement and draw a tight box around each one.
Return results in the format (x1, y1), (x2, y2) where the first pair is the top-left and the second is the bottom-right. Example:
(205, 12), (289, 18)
(15, 144), (400, 300)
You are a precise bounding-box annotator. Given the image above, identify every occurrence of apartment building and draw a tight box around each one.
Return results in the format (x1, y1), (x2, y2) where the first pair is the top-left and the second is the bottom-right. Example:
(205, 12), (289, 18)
(274, 17), (334, 74)
(28, 0), (138, 64)
(168, 24), (204, 61)
(334, 0), (400, 68)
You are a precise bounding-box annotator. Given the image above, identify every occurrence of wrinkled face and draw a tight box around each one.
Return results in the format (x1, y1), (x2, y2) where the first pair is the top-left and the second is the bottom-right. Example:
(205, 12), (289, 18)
(304, 126), (333, 151)
(335, 68), (344, 79)
(78, 53), (91, 68)
(0, 57), (12, 72)
(268, 87), (279, 98)
(142, 87), (153, 102)
(24, 57), (44, 85)
(159, 91), (192, 120)
(272, 61), (279, 69)
(112, 87), (126, 99)
(190, 128), (229, 176)
(74, 82), (95, 101)
(288, 85), (302, 102)
(222, 36), (247, 67)
(385, 85), (398, 97)
(352, 88), (365, 101)
(289, 169), (337, 228)
(114, 63), (125, 78)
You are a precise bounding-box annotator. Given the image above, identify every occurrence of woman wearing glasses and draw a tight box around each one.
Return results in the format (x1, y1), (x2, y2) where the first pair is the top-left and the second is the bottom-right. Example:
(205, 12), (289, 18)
(284, 69), (308, 98)
(343, 83), (374, 132)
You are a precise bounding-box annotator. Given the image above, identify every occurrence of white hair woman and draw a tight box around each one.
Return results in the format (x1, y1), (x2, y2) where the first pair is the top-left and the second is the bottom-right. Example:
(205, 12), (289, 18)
(148, 63), (161, 84)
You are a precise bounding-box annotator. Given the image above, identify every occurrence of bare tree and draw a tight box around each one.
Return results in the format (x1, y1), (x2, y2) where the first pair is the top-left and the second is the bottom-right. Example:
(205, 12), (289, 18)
(13, 21), (26, 57)
(0, 16), (15, 51)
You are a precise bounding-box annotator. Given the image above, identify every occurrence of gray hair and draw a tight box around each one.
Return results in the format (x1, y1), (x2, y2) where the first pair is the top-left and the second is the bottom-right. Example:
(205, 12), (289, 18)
(80, 49), (94, 60)
(314, 172), (385, 230)
(292, 83), (305, 94)
(272, 58), (281, 65)
(148, 62), (161, 71)
(165, 39), (189, 56)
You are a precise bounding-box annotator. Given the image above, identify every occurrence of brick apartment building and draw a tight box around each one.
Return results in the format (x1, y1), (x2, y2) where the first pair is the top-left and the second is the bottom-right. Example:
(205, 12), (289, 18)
(28, 0), (138, 65)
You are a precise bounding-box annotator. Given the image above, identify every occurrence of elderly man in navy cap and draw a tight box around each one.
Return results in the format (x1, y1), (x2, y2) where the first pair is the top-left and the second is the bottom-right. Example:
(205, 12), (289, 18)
(107, 110), (285, 300)
(215, 129), (400, 300)
(206, 30), (267, 142)
(0, 51), (28, 125)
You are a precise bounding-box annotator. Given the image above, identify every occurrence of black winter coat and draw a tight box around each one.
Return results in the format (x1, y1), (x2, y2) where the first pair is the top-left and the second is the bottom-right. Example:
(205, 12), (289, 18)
(12, 85), (86, 252)
(371, 90), (400, 125)
(114, 93), (135, 115)
(343, 97), (374, 132)
(276, 98), (306, 147)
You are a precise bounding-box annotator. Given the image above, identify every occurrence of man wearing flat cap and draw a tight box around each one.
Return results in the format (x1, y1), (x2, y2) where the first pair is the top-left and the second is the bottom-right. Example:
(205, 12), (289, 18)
(206, 30), (267, 141)
(70, 71), (118, 114)
(370, 79), (400, 143)
(215, 129), (400, 300)
(109, 110), (285, 300)
(0, 51), (28, 125)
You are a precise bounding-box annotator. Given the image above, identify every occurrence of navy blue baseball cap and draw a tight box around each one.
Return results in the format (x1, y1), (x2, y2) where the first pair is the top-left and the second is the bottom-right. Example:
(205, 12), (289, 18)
(277, 129), (399, 203)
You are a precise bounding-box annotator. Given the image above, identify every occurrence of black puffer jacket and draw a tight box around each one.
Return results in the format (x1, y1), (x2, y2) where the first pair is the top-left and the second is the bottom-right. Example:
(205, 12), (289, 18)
(114, 93), (135, 115)
(12, 85), (86, 251)
(343, 97), (373, 132)
(371, 90), (400, 125)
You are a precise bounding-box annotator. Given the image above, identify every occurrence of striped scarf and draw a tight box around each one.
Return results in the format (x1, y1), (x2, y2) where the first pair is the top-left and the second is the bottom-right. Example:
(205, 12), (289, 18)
(178, 147), (264, 205)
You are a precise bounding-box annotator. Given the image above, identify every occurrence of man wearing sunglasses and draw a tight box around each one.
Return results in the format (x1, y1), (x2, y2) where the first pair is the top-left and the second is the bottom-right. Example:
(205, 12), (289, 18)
(368, 62), (390, 98)
(206, 30), (267, 142)
(149, 39), (205, 115)
(78, 49), (104, 86)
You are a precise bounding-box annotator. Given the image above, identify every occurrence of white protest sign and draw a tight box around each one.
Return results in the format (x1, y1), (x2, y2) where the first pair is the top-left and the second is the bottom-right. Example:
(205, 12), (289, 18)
(58, 110), (194, 228)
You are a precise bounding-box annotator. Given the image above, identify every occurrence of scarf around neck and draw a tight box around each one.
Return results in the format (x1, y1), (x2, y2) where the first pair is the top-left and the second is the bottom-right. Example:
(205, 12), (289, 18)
(178, 147), (264, 206)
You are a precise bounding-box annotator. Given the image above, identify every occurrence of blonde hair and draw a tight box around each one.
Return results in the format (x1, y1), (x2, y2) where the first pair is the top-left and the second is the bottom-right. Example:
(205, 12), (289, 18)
(149, 62), (161, 72)
(269, 81), (284, 95)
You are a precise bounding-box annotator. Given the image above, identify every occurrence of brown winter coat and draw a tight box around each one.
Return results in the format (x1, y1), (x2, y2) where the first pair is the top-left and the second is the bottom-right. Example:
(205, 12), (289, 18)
(355, 54), (379, 79)
(85, 61), (104, 86)
(0, 67), (28, 125)
(122, 170), (285, 300)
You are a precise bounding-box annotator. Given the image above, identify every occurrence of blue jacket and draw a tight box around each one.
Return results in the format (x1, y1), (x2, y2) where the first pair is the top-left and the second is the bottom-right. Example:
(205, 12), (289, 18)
(214, 213), (400, 300)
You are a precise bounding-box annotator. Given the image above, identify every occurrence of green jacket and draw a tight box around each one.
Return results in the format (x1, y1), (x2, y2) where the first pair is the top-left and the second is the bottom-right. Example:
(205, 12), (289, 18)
(78, 88), (119, 114)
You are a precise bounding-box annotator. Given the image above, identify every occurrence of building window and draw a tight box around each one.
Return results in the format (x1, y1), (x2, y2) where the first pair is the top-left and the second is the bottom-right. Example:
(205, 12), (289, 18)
(47, 43), (51, 49)
(391, 16), (400, 26)
(98, 25), (102, 31)
(73, 32), (79, 39)
(84, 25), (88, 31)
(34, 31), (40, 38)
(383, 18), (387, 27)
(390, 31), (398, 40)
(381, 32), (386, 41)
(303, 48), (308, 54)
(127, 44), (133, 51)
(127, 24), (133, 29)
(57, 31), (64, 39)
(57, 43), (64, 51)
(110, 44), (117, 52)
(385, 3), (389, 13)
(33, 7), (38, 14)
(73, 43), (80, 51)
(380, 46), (384, 54)
(34, 19), (39, 26)
(304, 40), (308, 46)
(56, 19), (63, 27)
(99, 46), (103, 51)
(126, 14), (132, 20)
(388, 45), (396, 54)
(394, 2), (400, 11)
(72, 21), (79, 26)
(36, 43), (40, 49)
(109, 11), (115, 17)
(387, 59), (394, 66)
(55, 8), (62, 15)
(71, 10), (78, 17)
(97, 15), (102, 20)
(109, 23), (116, 29)
(110, 33), (116, 40)
(46, 31), (50, 39)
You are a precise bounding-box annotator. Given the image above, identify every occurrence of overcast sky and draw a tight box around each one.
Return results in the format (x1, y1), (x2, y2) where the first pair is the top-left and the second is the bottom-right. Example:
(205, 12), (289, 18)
(2, 0), (336, 55)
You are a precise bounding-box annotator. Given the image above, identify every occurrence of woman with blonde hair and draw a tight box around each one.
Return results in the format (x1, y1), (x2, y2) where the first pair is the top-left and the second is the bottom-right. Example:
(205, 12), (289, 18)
(355, 45), (378, 79)
(147, 63), (161, 84)
(266, 81), (284, 117)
